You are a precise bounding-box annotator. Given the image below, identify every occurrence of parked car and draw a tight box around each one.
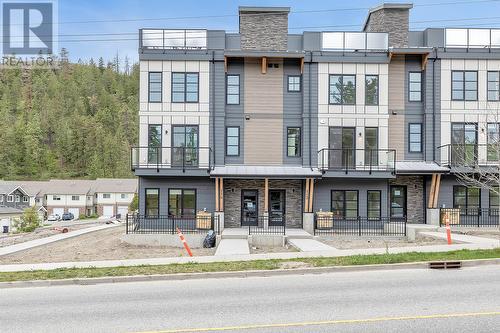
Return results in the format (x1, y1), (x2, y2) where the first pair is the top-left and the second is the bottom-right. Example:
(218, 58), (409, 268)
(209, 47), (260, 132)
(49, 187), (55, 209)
(61, 212), (74, 221)
(47, 214), (60, 222)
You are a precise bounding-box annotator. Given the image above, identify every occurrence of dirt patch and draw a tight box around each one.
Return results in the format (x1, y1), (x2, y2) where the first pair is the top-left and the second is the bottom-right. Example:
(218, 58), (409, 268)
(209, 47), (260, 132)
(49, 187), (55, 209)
(0, 225), (215, 264)
(249, 244), (297, 254)
(452, 230), (500, 240)
(319, 236), (448, 250)
(278, 261), (312, 270)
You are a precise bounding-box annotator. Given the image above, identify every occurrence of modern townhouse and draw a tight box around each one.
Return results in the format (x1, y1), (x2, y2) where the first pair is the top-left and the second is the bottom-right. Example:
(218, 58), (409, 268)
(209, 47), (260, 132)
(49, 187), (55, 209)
(131, 3), (499, 234)
(93, 178), (138, 217)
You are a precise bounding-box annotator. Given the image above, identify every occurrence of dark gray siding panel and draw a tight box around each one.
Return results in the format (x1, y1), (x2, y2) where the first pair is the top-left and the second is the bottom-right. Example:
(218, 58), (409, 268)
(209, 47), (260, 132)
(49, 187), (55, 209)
(404, 55), (425, 160)
(211, 60), (226, 166)
(225, 60), (245, 164)
(424, 58), (441, 162)
(283, 58), (303, 165)
(302, 61), (318, 167)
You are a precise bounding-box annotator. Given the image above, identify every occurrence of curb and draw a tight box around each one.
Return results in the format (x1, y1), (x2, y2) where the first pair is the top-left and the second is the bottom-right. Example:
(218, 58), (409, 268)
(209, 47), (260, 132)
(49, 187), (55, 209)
(1, 258), (499, 289)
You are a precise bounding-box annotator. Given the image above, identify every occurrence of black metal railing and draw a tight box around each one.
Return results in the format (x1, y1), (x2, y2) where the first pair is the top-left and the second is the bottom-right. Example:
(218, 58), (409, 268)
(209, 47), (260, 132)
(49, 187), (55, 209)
(317, 149), (396, 174)
(126, 214), (220, 234)
(130, 146), (212, 171)
(245, 215), (286, 235)
(437, 144), (500, 168)
(314, 216), (407, 236)
(440, 208), (499, 227)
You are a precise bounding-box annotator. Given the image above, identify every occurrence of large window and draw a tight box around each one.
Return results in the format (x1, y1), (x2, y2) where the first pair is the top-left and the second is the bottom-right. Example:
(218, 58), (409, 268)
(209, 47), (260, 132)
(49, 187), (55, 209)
(451, 123), (477, 165)
(226, 127), (240, 156)
(489, 188), (499, 210)
(329, 75), (356, 105)
(148, 72), (162, 103)
(331, 190), (358, 218)
(408, 72), (422, 102)
(145, 188), (159, 217)
(487, 71), (500, 101)
(168, 189), (196, 217)
(453, 186), (480, 211)
(287, 127), (301, 157)
(329, 127), (355, 168)
(364, 127), (378, 166)
(287, 75), (301, 92)
(172, 126), (198, 167)
(226, 75), (240, 104)
(148, 124), (162, 164)
(452, 71), (477, 101)
(367, 190), (381, 219)
(409, 123), (423, 153)
(487, 123), (499, 161)
(365, 75), (379, 105)
(172, 72), (199, 103)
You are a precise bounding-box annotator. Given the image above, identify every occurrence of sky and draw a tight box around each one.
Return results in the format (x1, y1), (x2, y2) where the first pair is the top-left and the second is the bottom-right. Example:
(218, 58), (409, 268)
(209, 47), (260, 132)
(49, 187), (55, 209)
(51, 0), (500, 64)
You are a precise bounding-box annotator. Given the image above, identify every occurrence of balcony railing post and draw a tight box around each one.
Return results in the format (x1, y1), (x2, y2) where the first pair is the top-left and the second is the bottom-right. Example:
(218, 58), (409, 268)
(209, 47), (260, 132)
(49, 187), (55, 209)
(369, 149), (373, 174)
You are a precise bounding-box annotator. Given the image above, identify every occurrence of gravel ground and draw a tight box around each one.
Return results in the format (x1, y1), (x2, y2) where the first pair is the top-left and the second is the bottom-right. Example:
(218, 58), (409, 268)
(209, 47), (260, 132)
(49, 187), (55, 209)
(318, 236), (448, 250)
(0, 226), (215, 264)
(250, 244), (298, 254)
(452, 229), (500, 240)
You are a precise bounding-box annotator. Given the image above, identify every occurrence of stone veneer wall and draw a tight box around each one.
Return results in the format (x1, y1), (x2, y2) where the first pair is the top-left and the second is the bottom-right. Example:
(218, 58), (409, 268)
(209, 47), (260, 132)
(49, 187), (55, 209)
(239, 11), (288, 51)
(365, 9), (409, 48)
(223, 179), (302, 228)
(389, 176), (424, 224)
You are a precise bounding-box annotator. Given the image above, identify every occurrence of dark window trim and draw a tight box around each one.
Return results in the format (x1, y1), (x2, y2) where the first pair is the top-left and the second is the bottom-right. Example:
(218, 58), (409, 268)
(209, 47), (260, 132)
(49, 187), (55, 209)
(171, 72), (199, 103)
(287, 75), (302, 92)
(408, 71), (422, 102)
(367, 190), (382, 219)
(451, 70), (478, 101)
(241, 189), (259, 223)
(453, 185), (481, 210)
(487, 123), (500, 161)
(365, 74), (379, 106)
(408, 123), (423, 153)
(328, 74), (356, 105)
(487, 71), (500, 101)
(148, 124), (162, 145)
(148, 72), (162, 103)
(330, 189), (359, 218)
(226, 74), (240, 105)
(225, 126), (240, 157)
(145, 188), (160, 218)
(167, 188), (197, 217)
(268, 189), (286, 216)
(286, 127), (302, 157)
(390, 185), (407, 218)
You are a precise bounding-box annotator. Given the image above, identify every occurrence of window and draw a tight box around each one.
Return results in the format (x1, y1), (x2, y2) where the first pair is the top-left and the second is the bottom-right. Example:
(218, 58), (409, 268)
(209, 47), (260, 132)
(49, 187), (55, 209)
(103, 194), (111, 199)
(148, 124), (162, 164)
(15, 195), (20, 202)
(52, 195), (61, 201)
(390, 186), (407, 218)
(451, 123), (477, 165)
(453, 186), (480, 211)
(23, 196), (29, 203)
(172, 72), (199, 103)
(145, 188), (159, 217)
(364, 127), (378, 166)
(287, 127), (301, 157)
(487, 71), (500, 101)
(172, 126), (199, 167)
(365, 75), (379, 105)
(71, 195), (79, 201)
(408, 72), (422, 102)
(121, 193), (127, 199)
(168, 189), (196, 217)
(331, 190), (358, 218)
(7, 195), (14, 202)
(489, 188), (499, 210)
(487, 123), (499, 161)
(452, 71), (477, 101)
(367, 190), (381, 219)
(148, 72), (162, 103)
(329, 127), (355, 168)
(409, 123), (423, 153)
(329, 75), (356, 105)
(226, 74), (240, 104)
(226, 127), (240, 156)
(288, 75), (301, 92)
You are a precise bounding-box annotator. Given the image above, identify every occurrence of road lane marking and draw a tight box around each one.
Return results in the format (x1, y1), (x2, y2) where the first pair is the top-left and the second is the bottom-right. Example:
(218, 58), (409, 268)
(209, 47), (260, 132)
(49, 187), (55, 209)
(133, 311), (500, 333)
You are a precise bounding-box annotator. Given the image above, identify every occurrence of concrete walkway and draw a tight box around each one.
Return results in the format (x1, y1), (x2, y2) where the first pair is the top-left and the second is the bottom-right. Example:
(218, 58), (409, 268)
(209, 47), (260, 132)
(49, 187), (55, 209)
(420, 231), (500, 246)
(215, 239), (250, 256)
(288, 238), (337, 252)
(0, 224), (119, 257)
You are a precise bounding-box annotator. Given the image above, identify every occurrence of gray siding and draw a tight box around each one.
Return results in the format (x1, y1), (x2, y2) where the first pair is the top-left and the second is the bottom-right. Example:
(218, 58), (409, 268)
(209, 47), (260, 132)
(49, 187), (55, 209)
(428, 175), (491, 210)
(404, 55), (425, 160)
(225, 60), (245, 165)
(283, 58), (303, 165)
(424, 58), (441, 162)
(302, 60), (318, 167)
(211, 60), (226, 166)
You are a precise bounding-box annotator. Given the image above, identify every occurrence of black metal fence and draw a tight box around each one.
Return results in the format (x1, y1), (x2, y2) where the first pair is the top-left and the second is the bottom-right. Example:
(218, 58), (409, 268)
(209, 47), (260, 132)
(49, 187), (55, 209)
(126, 214), (220, 234)
(440, 208), (499, 227)
(314, 216), (407, 236)
(243, 215), (287, 235)
(248, 225), (286, 235)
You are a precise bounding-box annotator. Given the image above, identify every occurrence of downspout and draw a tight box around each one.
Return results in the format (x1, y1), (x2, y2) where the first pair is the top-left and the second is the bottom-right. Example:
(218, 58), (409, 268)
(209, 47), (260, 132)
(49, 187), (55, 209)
(211, 51), (216, 168)
(308, 51), (312, 171)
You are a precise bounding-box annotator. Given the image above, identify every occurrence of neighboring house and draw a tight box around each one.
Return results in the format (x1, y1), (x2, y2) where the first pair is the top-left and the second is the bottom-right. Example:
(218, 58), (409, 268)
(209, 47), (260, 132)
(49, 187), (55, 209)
(44, 180), (95, 218)
(0, 184), (31, 211)
(0, 206), (23, 233)
(93, 178), (138, 217)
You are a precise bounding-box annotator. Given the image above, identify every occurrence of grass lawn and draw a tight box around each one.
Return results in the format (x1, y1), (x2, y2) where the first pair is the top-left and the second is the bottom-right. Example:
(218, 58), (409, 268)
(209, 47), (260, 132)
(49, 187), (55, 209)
(0, 248), (499, 283)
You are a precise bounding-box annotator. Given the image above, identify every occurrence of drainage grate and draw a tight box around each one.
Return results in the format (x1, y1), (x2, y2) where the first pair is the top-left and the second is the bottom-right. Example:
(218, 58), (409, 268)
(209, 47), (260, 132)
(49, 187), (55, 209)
(429, 261), (462, 269)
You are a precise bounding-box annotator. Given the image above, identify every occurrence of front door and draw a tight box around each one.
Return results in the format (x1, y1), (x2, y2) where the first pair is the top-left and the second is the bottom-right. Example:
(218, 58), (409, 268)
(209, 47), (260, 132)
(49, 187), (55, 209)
(329, 127), (356, 169)
(390, 186), (407, 219)
(269, 190), (285, 226)
(241, 190), (258, 226)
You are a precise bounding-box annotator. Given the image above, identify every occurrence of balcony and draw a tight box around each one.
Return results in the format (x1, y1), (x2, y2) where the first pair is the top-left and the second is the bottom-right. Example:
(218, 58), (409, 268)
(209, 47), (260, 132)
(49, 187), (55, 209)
(131, 147), (212, 174)
(445, 28), (500, 49)
(321, 32), (388, 52)
(437, 144), (500, 169)
(317, 148), (396, 175)
(139, 29), (207, 50)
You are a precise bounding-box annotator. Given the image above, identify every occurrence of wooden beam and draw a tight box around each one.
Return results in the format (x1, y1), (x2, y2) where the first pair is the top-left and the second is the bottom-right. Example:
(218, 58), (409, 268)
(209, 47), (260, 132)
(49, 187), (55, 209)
(264, 178), (269, 211)
(261, 57), (267, 74)
(224, 56), (227, 73)
(428, 174), (437, 209)
(304, 179), (310, 213)
(215, 177), (219, 212)
(300, 58), (304, 74)
(308, 179), (314, 213)
(388, 52), (394, 61)
(219, 178), (224, 212)
(433, 174), (441, 209)
(422, 53), (429, 71)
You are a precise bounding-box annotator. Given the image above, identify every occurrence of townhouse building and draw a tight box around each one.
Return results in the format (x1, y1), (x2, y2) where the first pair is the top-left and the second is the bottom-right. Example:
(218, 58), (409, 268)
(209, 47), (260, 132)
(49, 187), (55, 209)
(132, 3), (500, 232)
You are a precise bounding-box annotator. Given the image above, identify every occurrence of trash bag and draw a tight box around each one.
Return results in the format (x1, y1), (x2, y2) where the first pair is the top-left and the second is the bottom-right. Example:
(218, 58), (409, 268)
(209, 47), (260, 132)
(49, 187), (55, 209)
(203, 230), (216, 248)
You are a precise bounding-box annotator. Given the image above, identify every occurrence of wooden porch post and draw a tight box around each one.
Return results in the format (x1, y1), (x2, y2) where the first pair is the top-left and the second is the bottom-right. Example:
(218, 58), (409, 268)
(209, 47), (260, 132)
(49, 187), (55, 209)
(219, 178), (224, 212)
(304, 179), (310, 213)
(433, 174), (441, 209)
(428, 174), (436, 209)
(215, 177), (219, 212)
(308, 179), (314, 213)
(264, 178), (269, 211)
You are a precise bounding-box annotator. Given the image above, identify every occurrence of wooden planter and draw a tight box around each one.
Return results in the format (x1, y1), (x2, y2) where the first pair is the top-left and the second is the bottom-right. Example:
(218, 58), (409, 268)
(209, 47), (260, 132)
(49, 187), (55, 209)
(316, 211), (334, 229)
(196, 212), (212, 229)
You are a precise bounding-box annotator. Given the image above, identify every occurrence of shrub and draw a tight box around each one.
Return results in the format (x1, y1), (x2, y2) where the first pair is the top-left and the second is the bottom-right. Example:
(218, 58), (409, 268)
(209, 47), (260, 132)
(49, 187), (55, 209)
(13, 207), (41, 233)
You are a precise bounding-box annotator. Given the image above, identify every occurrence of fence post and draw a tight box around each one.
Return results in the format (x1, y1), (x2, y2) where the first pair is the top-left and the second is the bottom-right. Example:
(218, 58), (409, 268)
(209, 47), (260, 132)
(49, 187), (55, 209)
(126, 214), (129, 234)
(171, 216), (175, 234)
(358, 216), (361, 236)
(477, 208), (481, 228)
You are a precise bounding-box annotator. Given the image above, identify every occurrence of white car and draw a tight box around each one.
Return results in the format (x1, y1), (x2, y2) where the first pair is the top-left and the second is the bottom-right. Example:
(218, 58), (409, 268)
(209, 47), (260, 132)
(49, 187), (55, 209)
(47, 214), (60, 222)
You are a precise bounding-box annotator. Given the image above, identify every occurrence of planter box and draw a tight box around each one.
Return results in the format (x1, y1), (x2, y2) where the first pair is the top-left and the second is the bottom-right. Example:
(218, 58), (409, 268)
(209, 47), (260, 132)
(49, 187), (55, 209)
(316, 212), (334, 229)
(196, 212), (212, 229)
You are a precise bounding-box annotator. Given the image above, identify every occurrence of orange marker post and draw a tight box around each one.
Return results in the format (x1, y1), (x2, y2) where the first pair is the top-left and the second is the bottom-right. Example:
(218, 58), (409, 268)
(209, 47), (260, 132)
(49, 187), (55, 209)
(176, 227), (193, 257)
(445, 213), (452, 245)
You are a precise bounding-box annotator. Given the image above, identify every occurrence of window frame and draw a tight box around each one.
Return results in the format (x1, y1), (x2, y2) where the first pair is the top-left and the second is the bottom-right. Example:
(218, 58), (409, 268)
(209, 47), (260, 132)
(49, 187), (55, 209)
(408, 123), (423, 153)
(487, 123), (500, 161)
(71, 195), (79, 201)
(487, 71), (500, 101)
(331, 190), (359, 218)
(226, 74), (240, 105)
(52, 195), (61, 201)
(364, 127), (379, 165)
(367, 190), (382, 219)
(287, 75), (301, 92)
(168, 188), (197, 217)
(7, 195), (14, 202)
(225, 126), (240, 157)
(453, 185), (481, 210)
(451, 70), (478, 101)
(148, 72), (162, 103)
(145, 188), (160, 218)
(329, 74), (356, 105)
(171, 72), (199, 103)
(171, 125), (199, 167)
(103, 193), (111, 199)
(408, 71), (422, 102)
(287, 127), (301, 157)
(364, 74), (379, 105)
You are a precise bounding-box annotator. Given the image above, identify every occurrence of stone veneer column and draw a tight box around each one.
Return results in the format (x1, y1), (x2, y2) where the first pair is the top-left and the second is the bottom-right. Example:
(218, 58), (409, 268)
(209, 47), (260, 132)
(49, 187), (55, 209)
(390, 176), (424, 224)
(239, 7), (289, 51)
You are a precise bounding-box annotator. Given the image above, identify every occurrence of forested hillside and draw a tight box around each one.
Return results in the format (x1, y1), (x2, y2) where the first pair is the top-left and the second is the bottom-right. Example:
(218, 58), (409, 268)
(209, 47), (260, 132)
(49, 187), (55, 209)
(0, 57), (139, 180)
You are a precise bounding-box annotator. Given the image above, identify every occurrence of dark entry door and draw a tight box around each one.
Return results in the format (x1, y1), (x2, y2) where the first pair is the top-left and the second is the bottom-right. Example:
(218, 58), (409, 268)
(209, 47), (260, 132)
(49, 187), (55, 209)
(390, 186), (407, 218)
(269, 190), (285, 226)
(329, 127), (356, 169)
(241, 190), (258, 226)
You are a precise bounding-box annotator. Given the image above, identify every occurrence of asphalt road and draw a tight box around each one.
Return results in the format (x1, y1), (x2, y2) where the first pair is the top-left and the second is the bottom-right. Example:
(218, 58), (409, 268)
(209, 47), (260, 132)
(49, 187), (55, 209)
(1, 265), (499, 333)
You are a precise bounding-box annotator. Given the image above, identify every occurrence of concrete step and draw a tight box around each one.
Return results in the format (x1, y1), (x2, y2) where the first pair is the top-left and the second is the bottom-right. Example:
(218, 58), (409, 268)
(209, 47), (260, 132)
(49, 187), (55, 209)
(215, 239), (250, 256)
(286, 229), (313, 240)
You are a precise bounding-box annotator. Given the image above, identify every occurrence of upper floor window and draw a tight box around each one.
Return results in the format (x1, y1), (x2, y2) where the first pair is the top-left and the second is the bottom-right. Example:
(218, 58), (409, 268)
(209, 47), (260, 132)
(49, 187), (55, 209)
(364, 127), (378, 165)
(287, 75), (301, 92)
(103, 193), (111, 199)
(53, 195), (61, 201)
(408, 72), (422, 102)
(365, 75), (379, 105)
(71, 195), (79, 201)
(148, 124), (162, 164)
(409, 123), (423, 153)
(226, 75), (240, 105)
(487, 123), (499, 161)
(452, 71), (477, 101)
(172, 73), (199, 103)
(7, 195), (13, 202)
(287, 127), (301, 157)
(487, 71), (500, 101)
(15, 195), (20, 202)
(23, 196), (29, 203)
(329, 75), (355, 105)
(121, 193), (127, 199)
(148, 72), (162, 103)
(226, 127), (240, 156)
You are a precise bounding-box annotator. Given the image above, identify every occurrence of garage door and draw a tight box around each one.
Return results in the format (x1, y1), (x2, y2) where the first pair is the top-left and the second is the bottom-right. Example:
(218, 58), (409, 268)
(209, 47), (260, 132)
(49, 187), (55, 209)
(117, 206), (128, 218)
(53, 208), (64, 217)
(68, 208), (80, 219)
(102, 206), (114, 217)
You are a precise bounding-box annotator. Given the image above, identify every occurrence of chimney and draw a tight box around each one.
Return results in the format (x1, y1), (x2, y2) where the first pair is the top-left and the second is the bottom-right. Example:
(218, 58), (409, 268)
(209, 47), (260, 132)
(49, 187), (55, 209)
(238, 6), (290, 51)
(363, 3), (413, 48)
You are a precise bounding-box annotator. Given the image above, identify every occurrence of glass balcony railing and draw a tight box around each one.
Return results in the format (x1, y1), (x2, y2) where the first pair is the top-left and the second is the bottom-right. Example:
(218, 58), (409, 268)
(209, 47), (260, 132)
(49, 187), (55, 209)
(445, 28), (500, 48)
(437, 144), (500, 167)
(317, 148), (396, 173)
(140, 29), (207, 50)
(321, 32), (388, 51)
